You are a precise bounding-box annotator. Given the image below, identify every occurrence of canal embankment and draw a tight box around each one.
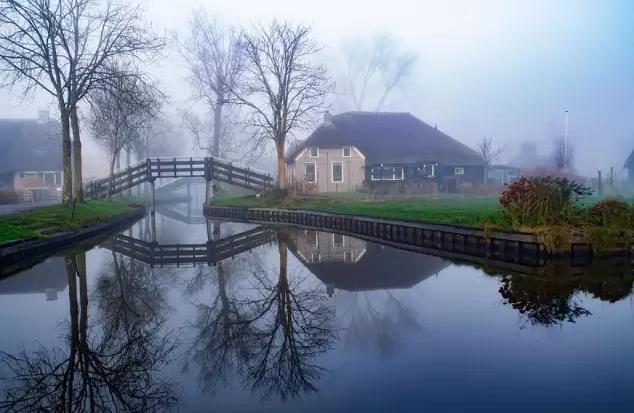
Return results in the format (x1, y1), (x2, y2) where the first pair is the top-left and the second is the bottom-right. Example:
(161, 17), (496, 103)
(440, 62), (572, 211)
(0, 200), (145, 275)
(204, 192), (634, 262)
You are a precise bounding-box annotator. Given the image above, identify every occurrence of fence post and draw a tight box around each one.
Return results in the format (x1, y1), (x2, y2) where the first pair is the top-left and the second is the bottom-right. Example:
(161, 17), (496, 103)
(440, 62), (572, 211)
(228, 162), (233, 184)
(204, 157), (211, 206)
(173, 157), (177, 177)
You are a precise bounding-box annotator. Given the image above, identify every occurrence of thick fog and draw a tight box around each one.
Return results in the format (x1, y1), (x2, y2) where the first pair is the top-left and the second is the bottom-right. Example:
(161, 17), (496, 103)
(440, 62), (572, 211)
(1, 0), (632, 178)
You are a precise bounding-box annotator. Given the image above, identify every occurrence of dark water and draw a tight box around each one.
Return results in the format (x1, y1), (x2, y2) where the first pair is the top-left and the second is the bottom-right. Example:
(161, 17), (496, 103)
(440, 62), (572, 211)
(1, 204), (633, 412)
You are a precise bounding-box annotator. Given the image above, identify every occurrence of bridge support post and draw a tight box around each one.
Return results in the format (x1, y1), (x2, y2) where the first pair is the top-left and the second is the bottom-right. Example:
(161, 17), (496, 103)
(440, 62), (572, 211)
(150, 178), (156, 215)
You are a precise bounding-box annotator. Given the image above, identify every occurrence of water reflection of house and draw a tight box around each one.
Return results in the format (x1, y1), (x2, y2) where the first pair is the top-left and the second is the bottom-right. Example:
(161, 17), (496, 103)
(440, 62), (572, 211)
(0, 257), (67, 301)
(289, 230), (450, 295)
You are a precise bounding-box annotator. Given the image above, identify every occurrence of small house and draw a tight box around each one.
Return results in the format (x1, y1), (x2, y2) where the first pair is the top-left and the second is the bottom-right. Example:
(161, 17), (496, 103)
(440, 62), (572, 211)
(286, 111), (485, 193)
(486, 164), (520, 186)
(0, 112), (62, 201)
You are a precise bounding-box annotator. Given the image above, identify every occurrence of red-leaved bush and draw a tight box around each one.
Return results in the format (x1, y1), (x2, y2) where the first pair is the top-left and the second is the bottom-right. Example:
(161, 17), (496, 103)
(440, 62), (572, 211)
(499, 176), (592, 227)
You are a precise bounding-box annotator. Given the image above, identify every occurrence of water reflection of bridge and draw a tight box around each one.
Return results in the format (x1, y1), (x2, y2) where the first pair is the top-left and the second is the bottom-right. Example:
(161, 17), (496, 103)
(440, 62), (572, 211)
(104, 226), (277, 267)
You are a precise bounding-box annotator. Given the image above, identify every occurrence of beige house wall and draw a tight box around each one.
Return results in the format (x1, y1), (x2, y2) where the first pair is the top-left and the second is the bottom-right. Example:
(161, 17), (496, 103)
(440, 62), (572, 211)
(292, 230), (367, 264)
(288, 146), (366, 193)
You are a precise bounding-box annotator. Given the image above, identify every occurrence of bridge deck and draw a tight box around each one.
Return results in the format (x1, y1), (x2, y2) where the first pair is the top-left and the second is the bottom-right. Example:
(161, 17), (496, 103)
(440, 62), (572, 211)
(85, 157), (273, 200)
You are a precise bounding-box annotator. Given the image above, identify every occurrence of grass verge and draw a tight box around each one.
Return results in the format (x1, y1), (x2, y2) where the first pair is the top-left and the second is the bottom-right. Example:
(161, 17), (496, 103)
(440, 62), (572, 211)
(0, 200), (137, 243)
(210, 194), (503, 226)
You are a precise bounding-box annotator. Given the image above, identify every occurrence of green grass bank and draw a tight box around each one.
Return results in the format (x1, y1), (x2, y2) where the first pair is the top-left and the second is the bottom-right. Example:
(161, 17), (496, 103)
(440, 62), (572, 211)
(211, 194), (503, 226)
(0, 200), (138, 243)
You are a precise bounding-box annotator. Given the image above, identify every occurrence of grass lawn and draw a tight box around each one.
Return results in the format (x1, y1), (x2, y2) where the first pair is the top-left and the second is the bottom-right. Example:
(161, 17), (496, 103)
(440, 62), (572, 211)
(211, 194), (503, 226)
(0, 200), (137, 243)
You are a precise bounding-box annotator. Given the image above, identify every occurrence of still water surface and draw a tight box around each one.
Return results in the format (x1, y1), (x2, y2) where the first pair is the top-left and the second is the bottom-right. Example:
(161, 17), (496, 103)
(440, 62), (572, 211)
(1, 206), (633, 412)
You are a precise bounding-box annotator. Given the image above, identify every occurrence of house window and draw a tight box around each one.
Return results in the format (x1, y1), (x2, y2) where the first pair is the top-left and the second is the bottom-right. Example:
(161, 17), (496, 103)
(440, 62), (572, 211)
(455, 167), (465, 175)
(344, 251), (353, 263)
(370, 166), (404, 181)
(343, 147), (352, 157)
(305, 163), (316, 183)
(306, 230), (318, 247)
(422, 163), (436, 178)
(311, 253), (321, 263)
(309, 147), (319, 158)
(333, 233), (344, 248)
(332, 163), (343, 183)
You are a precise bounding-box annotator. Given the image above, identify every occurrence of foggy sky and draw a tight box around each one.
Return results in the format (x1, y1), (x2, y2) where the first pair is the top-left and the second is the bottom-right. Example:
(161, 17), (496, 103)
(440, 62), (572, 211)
(1, 0), (633, 178)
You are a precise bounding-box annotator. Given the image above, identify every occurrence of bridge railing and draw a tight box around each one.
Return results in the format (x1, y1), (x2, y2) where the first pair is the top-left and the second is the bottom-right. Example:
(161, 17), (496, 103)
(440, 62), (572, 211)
(84, 157), (275, 200)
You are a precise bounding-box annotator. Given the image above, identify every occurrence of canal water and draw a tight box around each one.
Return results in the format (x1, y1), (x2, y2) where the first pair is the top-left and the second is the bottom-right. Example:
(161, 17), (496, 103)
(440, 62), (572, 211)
(1, 203), (633, 412)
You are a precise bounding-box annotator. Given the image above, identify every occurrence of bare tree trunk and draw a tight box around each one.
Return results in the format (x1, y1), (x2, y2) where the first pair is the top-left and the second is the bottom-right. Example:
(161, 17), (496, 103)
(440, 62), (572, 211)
(213, 101), (223, 157)
(70, 107), (84, 202)
(60, 108), (73, 205)
(126, 149), (132, 197)
(108, 155), (117, 200)
(276, 141), (286, 189)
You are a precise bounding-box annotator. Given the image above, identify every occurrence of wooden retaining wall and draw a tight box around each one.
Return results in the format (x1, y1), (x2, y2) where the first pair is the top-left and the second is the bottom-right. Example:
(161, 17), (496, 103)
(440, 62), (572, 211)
(203, 205), (634, 265)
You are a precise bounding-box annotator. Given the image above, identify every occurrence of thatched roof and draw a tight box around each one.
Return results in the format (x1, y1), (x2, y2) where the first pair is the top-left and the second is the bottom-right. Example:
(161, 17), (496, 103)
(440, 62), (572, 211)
(0, 119), (62, 175)
(287, 111), (485, 166)
(289, 241), (449, 292)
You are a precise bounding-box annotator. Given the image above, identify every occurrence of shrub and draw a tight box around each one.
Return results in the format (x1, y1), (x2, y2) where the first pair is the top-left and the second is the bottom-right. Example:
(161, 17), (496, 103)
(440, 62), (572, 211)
(586, 199), (633, 228)
(499, 176), (592, 227)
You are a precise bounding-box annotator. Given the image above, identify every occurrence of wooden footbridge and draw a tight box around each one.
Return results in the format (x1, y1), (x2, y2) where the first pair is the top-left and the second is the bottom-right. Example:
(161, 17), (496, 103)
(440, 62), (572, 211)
(104, 226), (277, 267)
(84, 157), (273, 201)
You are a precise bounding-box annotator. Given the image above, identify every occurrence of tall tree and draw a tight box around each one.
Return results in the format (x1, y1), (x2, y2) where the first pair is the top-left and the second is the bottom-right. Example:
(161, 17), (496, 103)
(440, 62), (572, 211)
(180, 10), (242, 158)
(553, 136), (574, 172)
(0, 0), (163, 203)
(477, 136), (505, 167)
(343, 34), (416, 111)
(89, 65), (160, 198)
(231, 21), (331, 189)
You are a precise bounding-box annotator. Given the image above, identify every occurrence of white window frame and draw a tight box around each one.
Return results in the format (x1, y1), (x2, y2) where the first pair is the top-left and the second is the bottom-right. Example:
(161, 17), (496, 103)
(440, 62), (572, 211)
(311, 253), (321, 263)
(342, 146), (352, 157)
(331, 162), (344, 183)
(332, 233), (344, 248)
(309, 147), (319, 158)
(305, 162), (317, 183)
(344, 250), (353, 263)
(455, 167), (465, 175)
(370, 166), (404, 181)
(305, 230), (318, 247)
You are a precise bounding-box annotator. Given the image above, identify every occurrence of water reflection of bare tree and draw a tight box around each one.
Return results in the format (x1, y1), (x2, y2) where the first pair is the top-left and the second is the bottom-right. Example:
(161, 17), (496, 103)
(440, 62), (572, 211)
(188, 233), (336, 400)
(498, 275), (591, 328)
(343, 291), (421, 356)
(0, 252), (176, 412)
(94, 251), (169, 338)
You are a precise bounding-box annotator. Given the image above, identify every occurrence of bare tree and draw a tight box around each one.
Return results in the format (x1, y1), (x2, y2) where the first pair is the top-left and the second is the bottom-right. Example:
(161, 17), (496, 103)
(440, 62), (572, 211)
(89, 65), (161, 198)
(0, 0), (164, 203)
(478, 136), (505, 166)
(179, 11), (242, 159)
(553, 136), (574, 172)
(231, 21), (331, 188)
(344, 34), (416, 111)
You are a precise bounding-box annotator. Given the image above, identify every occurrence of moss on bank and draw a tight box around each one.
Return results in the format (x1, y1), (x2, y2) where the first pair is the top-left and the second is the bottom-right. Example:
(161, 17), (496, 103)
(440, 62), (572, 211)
(0, 200), (137, 243)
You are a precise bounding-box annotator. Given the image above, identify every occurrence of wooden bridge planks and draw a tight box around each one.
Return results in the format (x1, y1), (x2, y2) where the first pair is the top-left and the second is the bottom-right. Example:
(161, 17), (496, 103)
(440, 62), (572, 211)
(84, 157), (274, 199)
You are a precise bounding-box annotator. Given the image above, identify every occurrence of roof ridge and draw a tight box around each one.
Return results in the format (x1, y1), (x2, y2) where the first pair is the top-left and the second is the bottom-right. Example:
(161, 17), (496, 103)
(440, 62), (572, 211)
(338, 111), (411, 117)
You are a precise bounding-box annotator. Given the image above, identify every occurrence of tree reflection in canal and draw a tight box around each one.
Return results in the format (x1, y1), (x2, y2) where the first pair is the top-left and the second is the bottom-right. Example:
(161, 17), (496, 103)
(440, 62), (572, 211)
(0, 252), (176, 412)
(188, 227), (336, 401)
(493, 259), (634, 328)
